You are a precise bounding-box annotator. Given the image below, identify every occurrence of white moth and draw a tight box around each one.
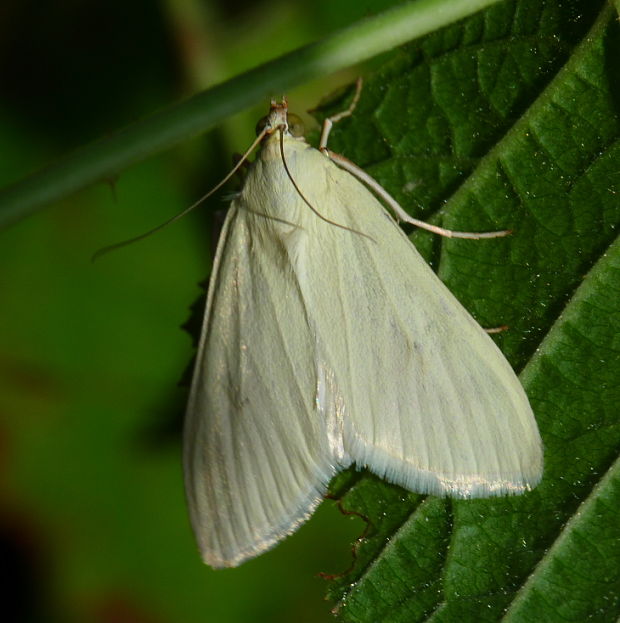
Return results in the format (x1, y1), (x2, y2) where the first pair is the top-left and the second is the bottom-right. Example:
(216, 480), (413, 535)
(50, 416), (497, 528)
(183, 85), (543, 569)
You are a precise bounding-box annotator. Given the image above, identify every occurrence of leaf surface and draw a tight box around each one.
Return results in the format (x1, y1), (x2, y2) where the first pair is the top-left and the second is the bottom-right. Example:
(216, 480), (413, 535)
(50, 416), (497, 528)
(323, 2), (620, 621)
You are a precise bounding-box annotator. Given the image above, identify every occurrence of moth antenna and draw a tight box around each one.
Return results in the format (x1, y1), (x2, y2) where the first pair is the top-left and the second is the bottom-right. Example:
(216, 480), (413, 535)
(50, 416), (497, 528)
(277, 129), (373, 241)
(92, 127), (269, 261)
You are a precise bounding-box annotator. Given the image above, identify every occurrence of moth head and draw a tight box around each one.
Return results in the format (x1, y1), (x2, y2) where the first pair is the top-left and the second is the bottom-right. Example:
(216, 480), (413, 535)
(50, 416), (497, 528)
(255, 99), (305, 139)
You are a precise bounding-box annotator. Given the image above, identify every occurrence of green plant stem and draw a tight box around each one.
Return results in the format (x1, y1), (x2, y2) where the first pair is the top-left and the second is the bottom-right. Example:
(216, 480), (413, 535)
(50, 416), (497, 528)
(0, 0), (502, 228)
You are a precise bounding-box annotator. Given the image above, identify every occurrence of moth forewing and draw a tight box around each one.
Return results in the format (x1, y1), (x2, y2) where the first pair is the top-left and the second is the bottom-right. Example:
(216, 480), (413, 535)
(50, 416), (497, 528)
(183, 91), (543, 568)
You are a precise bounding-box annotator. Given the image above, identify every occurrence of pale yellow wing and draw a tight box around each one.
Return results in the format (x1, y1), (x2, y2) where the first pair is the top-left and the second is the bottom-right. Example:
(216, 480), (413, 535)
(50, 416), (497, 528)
(184, 132), (543, 569)
(183, 185), (340, 567)
(280, 141), (543, 497)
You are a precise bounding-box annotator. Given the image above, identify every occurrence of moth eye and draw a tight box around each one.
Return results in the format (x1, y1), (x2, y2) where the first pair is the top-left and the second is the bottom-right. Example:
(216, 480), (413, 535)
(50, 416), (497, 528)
(287, 114), (305, 137)
(255, 115), (270, 136)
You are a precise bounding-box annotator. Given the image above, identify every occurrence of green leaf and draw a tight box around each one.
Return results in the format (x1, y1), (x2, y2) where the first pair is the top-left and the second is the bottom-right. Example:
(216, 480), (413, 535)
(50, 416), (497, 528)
(323, 2), (620, 621)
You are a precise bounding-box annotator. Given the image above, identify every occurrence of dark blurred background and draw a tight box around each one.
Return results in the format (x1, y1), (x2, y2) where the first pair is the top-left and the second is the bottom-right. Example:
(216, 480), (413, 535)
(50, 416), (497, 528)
(0, 1), (400, 621)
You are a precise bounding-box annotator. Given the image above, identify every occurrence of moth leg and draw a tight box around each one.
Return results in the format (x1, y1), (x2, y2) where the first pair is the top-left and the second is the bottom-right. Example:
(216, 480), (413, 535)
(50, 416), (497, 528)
(319, 77), (363, 151)
(317, 80), (509, 240)
(326, 152), (511, 240)
(484, 325), (509, 334)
